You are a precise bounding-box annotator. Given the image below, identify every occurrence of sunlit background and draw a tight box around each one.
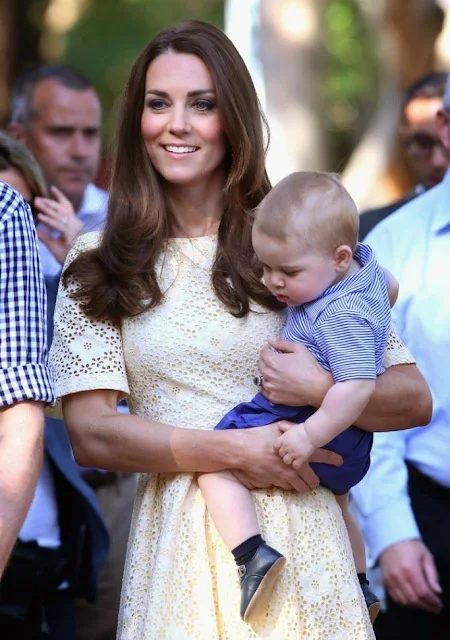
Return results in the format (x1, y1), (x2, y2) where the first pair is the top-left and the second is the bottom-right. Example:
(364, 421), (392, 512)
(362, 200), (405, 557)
(1, 0), (450, 207)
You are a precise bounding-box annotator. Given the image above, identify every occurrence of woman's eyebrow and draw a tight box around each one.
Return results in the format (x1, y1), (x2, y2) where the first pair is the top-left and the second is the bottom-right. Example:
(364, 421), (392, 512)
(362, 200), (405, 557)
(145, 89), (216, 97)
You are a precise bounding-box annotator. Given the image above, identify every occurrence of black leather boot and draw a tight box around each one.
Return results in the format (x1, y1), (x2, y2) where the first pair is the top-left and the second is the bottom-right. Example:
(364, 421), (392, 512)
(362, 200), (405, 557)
(238, 543), (285, 623)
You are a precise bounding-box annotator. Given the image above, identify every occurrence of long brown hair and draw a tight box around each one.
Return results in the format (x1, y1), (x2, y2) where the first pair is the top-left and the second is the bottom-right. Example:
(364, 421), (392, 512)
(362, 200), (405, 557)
(64, 20), (283, 323)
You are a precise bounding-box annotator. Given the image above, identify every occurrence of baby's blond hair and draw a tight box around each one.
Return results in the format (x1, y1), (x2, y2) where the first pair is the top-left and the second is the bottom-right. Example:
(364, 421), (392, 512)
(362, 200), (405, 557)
(254, 171), (359, 254)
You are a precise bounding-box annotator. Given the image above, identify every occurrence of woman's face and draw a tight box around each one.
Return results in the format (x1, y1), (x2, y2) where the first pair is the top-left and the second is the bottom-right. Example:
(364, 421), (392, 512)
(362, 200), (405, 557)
(141, 51), (227, 188)
(0, 167), (32, 201)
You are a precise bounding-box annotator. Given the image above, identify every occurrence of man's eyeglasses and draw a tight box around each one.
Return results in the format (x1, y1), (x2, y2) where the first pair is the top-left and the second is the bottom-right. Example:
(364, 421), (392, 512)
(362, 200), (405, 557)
(403, 133), (450, 159)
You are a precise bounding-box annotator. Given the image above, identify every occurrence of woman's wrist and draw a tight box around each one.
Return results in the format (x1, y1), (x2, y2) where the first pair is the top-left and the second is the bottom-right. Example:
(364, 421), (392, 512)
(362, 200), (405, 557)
(214, 428), (249, 471)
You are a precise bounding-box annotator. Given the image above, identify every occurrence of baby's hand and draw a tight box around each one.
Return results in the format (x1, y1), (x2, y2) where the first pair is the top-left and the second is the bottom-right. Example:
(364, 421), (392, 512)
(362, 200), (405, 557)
(275, 422), (317, 470)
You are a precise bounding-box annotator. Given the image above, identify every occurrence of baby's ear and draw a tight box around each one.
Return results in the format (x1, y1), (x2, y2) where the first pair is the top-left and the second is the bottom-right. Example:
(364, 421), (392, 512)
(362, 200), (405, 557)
(334, 245), (353, 271)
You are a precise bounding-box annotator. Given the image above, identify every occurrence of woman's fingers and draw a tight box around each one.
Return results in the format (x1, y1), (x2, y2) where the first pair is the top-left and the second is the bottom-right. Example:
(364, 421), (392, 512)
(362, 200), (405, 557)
(35, 191), (77, 230)
(267, 338), (296, 353)
(295, 462), (320, 489)
(308, 448), (343, 467)
(50, 184), (72, 204)
(259, 345), (277, 376)
(231, 470), (256, 490)
(35, 197), (61, 218)
(277, 420), (294, 433)
(36, 212), (67, 233)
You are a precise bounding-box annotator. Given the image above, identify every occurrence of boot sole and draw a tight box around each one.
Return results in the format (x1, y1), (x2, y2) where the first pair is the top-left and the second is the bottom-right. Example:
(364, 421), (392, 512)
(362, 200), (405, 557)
(368, 601), (381, 625)
(243, 556), (286, 624)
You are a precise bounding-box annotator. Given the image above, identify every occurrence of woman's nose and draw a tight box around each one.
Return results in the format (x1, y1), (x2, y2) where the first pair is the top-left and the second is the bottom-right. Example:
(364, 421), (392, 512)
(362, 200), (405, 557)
(168, 106), (191, 135)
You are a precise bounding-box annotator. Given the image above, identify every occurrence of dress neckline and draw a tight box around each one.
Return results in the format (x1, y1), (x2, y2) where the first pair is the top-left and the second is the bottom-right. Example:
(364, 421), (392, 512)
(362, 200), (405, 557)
(169, 234), (217, 241)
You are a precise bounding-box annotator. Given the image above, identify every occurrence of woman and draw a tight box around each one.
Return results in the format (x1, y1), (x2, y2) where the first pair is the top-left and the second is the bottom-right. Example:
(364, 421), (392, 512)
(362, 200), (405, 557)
(0, 129), (46, 207)
(50, 21), (431, 639)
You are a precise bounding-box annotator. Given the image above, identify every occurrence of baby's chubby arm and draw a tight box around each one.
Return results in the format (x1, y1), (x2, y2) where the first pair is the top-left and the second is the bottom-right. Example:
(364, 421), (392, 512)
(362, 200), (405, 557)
(276, 379), (375, 468)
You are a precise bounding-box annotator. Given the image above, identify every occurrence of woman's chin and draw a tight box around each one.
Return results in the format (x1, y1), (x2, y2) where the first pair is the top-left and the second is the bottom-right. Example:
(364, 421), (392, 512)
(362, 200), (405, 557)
(159, 171), (215, 189)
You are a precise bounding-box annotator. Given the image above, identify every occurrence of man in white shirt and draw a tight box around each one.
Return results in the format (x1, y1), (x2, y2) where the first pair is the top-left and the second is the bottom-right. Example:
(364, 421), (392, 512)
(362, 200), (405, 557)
(352, 76), (450, 639)
(8, 64), (135, 640)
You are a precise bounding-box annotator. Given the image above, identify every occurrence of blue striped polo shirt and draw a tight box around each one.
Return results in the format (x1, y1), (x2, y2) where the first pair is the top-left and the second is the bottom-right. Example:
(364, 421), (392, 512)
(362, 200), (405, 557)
(282, 243), (390, 383)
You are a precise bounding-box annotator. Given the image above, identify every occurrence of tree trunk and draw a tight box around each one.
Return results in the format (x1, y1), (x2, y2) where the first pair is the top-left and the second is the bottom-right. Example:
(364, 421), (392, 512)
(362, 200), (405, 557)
(0, 0), (49, 126)
(259, 0), (328, 184)
(435, 0), (450, 68)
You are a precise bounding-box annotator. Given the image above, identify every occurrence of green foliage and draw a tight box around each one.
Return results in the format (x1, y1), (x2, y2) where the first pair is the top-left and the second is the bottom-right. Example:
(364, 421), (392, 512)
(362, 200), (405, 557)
(60, 0), (224, 143)
(323, 0), (378, 167)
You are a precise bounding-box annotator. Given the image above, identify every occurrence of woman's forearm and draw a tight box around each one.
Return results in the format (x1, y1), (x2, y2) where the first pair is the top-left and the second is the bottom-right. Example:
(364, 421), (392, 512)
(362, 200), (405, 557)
(63, 391), (344, 492)
(64, 398), (243, 473)
(259, 342), (432, 433)
(354, 364), (432, 432)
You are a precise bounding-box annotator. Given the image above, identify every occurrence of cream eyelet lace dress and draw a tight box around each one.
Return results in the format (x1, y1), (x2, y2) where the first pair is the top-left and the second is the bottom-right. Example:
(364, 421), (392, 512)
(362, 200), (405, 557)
(50, 232), (414, 640)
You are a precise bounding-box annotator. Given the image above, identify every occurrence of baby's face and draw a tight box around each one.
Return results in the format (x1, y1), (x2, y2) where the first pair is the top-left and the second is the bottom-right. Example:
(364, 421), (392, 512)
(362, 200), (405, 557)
(252, 226), (338, 306)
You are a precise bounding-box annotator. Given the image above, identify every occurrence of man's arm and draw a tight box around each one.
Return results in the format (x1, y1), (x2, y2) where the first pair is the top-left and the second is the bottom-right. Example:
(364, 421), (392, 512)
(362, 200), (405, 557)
(0, 185), (55, 576)
(0, 402), (44, 573)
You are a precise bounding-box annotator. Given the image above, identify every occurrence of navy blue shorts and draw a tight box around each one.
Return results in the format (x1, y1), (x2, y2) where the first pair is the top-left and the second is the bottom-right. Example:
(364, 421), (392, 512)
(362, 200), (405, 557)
(214, 392), (372, 495)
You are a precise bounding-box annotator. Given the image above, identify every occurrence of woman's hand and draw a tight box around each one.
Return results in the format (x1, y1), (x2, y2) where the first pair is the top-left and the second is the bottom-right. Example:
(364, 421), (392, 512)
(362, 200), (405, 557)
(233, 423), (342, 493)
(259, 338), (432, 432)
(35, 186), (83, 264)
(259, 338), (332, 408)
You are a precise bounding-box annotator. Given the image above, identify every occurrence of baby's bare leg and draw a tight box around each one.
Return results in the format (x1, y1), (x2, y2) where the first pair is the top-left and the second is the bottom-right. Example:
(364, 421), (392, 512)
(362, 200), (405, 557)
(199, 473), (286, 623)
(197, 471), (260, 550)
(335, 492), (366, 573)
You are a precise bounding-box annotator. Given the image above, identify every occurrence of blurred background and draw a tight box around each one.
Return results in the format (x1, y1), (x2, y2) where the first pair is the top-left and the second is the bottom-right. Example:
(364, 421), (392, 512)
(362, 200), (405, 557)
(1, 0), (450, 209)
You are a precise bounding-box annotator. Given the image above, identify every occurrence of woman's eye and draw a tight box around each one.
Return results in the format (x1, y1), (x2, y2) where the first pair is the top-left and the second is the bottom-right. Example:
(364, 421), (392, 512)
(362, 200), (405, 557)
(148, 99), (166, 110)
(194, 100), (214, 111)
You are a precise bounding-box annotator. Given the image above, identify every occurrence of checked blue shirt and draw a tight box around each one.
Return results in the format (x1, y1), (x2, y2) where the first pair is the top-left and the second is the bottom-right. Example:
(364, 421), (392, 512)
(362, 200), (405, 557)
(0, 182), (55, 406)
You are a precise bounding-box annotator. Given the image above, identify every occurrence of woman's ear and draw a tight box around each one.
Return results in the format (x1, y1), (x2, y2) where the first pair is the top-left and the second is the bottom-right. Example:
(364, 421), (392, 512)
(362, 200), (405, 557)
(334, 245), (353, 272)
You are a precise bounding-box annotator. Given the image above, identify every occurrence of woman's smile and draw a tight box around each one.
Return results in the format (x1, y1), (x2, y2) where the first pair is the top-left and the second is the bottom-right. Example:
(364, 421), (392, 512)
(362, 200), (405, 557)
(162, 144), (199, 155)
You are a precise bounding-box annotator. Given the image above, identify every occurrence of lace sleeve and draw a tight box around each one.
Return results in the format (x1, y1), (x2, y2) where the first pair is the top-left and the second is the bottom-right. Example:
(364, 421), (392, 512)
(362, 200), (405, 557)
(383, 326), (416, 368)
(49, 232), (130, 399)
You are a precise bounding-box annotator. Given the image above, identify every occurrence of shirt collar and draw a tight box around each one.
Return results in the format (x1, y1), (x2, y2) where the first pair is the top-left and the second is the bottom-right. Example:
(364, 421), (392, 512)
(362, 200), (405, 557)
(78, 183), (108, 216)
(77, 183), (108, 230)
(431, 169), (450, 234)
(303, 243), (376, 321)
